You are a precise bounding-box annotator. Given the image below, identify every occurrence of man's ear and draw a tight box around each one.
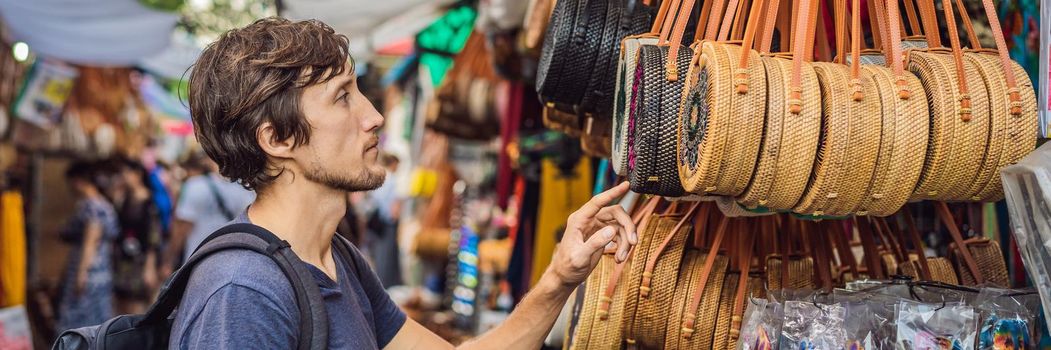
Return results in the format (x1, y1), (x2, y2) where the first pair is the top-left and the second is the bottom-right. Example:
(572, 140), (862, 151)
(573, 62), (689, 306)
(256, 121), (296, 160)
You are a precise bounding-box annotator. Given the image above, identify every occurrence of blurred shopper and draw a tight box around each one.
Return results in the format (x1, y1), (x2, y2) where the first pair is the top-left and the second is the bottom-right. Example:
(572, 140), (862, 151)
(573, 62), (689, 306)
(161, 153), (254, 277)
(57, 162), (120, 332)
(111, 158), (162, 314)
(365, 153), (403, 287)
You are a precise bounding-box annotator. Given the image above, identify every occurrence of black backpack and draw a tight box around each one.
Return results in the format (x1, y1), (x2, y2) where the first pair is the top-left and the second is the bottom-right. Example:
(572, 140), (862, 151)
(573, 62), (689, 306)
(52, 223), (356, 350)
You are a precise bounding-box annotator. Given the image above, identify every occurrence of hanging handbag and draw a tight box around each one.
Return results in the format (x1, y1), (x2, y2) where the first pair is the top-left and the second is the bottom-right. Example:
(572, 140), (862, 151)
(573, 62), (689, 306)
(907, 0), (993, 201)
(735, 0), (822, 211)
(536, 0), (610, 111)
(627, 0), (713, 197)
(956, 0), (1039, 202)
(664, 213), (729, 349)
(611, 0), (675, 176)
(846, 0), (930, 217)
(623, 202), (700, 348)
(935, 202), (1010, 287)
(765, 216), (815, 291)
(579, 0), (656, 117)
(676, 0), (770, 199)
(793, 0), (883, 217)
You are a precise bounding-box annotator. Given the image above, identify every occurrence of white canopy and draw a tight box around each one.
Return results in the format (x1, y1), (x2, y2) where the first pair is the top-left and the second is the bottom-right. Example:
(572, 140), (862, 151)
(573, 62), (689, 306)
(0, 0), (178, 66)
(281, 0), (455, 62)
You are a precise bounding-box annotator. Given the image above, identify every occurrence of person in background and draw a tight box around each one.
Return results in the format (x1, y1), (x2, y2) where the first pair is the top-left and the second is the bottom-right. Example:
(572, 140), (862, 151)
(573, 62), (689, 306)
(160, 152), (254, 278)
(111, 158), (162, 314)
(57, 162), (121, 332)
(365, 153), (404, 288)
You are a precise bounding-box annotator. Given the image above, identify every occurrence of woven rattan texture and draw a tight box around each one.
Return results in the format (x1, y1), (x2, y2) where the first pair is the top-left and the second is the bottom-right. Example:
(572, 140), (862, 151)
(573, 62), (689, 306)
(613, 37), (659, 176)
(588, 256), (634, 348)
(621, 214), (667, 346)
(965, 54), (1039, 201)
(854, 65), (929, 216)
(908, 51), (991, 201)
(738, 56), (820, 210)
(954, 240), (1009, 287)
(664, 253), (729, 349)
(795, 63), (881, 216)
(633, 215), (692, 348)
(765, 256), (816, 291)
(628, 45), (686, 196)
(571, 252), (611, 350)
(711, 273), (739, 350)
(678, 42), (767, 197)
(536, 0), (578, 103)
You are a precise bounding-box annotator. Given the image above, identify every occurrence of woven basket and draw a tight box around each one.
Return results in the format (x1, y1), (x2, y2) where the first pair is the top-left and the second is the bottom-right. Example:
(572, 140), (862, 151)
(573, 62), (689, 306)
(765, 255), (815, 291)
(630, 214), (692, 348)
(952, 239), (1009, 287)
(627, 45), (688, 197)
(794, 63), (882, 216)
(711, 273), (740, 350)
(677, 41), (767, 196)
(663, 252), (729, 349)
(587, 257), (635, 348)
(620, 214), (665, 347)
(735, 55), (820, 210)
(907, 50), (991, 201)
(570, 253), (612, 350)
(716, 196), (776, 217)
(963, 53), (1039, 201)
(853, 65), (929, 217)
(899, 258), (958, 285)
(613, 37), (660, 176)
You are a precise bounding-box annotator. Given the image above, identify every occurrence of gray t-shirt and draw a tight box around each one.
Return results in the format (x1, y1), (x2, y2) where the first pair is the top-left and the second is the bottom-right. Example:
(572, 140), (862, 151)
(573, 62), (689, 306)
(169, 213), (407, 349)
(175, 174), (255, 261)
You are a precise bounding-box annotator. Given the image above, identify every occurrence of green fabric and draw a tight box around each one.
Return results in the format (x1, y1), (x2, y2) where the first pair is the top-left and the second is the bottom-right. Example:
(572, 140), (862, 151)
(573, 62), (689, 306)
(416, 5), (476, 87)
(139, 0), (184, 12)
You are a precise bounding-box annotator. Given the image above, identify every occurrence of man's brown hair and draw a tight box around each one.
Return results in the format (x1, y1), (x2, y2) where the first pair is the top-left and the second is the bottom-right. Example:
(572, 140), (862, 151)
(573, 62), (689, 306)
(188, 17), (351, 190)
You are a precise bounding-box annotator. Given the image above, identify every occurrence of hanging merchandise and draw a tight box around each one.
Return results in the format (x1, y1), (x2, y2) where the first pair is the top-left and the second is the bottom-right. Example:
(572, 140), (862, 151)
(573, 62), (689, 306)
(535, 0), (654, 116)
(1001, 142), (1051, 334)
(529, 157), (591, 285)
(416, 5), (477, 87)
(907, 0), (1038, 203)
(896, 300), (978, 350)
(12, 60), (78, 128)
(522, 0), (555, 50)
(974, 288), (1041, 350)
(0, 191), (26, 307)
(426, 32), (501, 141)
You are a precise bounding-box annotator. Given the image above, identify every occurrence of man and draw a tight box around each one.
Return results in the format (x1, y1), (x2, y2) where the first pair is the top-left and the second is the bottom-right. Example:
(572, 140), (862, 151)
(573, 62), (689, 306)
(174, 17), (637, 350)
(160, 152), (254, 277)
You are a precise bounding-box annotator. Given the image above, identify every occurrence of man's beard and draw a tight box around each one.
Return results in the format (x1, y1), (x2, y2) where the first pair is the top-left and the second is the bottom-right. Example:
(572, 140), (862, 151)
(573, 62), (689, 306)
(304, 161), (385, 192)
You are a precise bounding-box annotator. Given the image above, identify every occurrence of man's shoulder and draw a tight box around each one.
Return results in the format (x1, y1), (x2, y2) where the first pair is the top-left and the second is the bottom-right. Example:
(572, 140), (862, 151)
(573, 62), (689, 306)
(184, 248), (295, 305)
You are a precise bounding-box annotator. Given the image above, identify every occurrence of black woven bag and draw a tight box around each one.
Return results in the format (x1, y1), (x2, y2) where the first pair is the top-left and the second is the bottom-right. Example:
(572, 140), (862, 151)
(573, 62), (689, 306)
(536, 0), (579, 105)
(628, 44), (690, 196)
(579, 0), (655, 117)
(558, 0), (608, 108)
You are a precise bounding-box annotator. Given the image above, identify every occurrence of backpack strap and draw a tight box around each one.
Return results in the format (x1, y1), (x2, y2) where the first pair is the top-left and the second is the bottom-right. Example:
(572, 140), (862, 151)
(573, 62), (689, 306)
(140, 223), (329, 350)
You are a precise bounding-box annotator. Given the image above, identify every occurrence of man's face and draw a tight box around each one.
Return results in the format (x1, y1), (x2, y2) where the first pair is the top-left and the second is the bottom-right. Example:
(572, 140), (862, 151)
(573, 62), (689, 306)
(295, 62), (386, 192)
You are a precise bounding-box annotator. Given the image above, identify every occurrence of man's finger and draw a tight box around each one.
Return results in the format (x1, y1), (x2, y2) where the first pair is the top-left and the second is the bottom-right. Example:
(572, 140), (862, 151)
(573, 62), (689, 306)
(578, 182), (631, 219)
(608, 205), (637, 244)
(585, 226), (618, 252)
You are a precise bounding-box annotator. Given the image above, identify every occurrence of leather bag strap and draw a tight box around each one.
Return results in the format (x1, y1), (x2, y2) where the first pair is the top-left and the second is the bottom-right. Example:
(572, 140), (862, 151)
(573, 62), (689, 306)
(935, 202), (984, 284)
(681, 216), (730, 339)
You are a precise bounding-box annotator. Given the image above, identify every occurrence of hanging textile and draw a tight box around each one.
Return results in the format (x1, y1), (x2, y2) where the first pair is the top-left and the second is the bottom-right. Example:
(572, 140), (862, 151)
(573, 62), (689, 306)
(530, 157), (593, 286)
(496, 83), (525, 210)
(415, 5), (477, 87)
(0, 191), (26, 307)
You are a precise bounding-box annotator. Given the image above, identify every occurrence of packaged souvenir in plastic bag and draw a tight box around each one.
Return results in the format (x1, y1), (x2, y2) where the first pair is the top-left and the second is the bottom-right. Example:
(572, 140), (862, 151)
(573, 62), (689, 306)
(975, 288), (1041, 350)
(838, 298), (898, 349)
(779, 300), (847, 350)
(739, 297), (783, 350)
(896, 300), (978, 350)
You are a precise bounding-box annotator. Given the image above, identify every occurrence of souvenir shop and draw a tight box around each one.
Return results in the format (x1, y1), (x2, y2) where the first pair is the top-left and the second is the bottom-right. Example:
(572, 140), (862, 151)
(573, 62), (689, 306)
(0, 0), (1047, 348)
(401, 0), (1051, 348)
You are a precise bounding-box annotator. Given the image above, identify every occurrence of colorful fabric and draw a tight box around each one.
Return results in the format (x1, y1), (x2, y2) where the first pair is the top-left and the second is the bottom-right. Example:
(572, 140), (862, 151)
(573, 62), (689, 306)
(0, 192), (26, 307)
(530, 157), (592, 286)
